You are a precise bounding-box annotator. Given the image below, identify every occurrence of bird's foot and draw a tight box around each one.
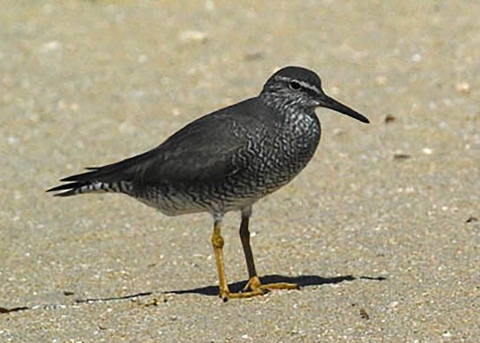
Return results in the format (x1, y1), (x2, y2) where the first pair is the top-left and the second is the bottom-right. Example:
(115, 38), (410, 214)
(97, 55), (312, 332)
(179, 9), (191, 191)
(225, 276), (299, 300)
(243, 275), (299, 293)
(218, 276), (299, 301)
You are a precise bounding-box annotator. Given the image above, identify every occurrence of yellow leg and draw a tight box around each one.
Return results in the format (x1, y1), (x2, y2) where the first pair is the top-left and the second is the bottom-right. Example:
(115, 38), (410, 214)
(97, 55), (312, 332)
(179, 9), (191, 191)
(211, 219), (230, 301)
(238, 207), (298, 297)
(239, 208), (257, 280)
(211, 210), (298, 301)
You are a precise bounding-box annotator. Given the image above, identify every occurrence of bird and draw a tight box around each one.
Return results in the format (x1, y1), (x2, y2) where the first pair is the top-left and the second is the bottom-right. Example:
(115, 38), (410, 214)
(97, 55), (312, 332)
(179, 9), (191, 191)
(48, 66), (369, 301)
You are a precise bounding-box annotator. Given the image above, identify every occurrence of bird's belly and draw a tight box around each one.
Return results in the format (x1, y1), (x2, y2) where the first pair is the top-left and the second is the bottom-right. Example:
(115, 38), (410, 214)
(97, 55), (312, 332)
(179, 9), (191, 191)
(133, 170), (298, 216)
(133, 186), (256, 216)
(134, 191), (206, 216)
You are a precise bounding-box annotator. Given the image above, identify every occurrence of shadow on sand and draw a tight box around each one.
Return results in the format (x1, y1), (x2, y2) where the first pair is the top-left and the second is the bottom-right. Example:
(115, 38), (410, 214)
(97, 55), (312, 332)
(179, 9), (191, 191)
(0, 274), (386, 313)
(165, 274), (386, 297)
(71, 274), (386, 304)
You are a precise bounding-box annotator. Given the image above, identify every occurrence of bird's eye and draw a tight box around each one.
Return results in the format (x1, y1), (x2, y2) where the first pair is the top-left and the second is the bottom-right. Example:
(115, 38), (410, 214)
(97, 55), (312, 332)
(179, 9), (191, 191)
(289, 81), (301, 90)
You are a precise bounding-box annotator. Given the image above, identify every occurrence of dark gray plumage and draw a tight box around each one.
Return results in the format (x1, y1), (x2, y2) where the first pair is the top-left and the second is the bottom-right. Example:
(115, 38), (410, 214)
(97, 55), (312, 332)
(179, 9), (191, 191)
(48, 66), (369, 301)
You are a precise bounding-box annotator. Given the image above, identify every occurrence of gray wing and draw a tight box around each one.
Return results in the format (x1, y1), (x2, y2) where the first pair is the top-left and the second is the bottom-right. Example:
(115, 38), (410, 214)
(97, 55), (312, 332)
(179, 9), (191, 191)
(47, 98), (274, 196)
(135, 111), (250, 187)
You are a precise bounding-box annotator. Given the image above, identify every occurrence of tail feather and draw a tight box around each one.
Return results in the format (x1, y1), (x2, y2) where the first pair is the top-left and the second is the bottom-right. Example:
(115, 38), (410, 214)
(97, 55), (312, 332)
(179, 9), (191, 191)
(48, 147), (157, 197)
(46, 180), (109, 197)
(46, 164), (128, 196)
(47, 156), (148, 197)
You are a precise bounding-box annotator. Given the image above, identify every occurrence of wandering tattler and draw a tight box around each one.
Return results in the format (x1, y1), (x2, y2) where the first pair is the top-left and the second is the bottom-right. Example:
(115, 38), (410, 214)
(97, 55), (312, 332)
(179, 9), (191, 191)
(48, 66), (369, 301)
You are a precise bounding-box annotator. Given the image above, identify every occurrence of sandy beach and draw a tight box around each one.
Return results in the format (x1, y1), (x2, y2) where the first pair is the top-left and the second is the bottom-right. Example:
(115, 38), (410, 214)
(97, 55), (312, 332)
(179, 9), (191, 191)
(1, 1), (479, 342)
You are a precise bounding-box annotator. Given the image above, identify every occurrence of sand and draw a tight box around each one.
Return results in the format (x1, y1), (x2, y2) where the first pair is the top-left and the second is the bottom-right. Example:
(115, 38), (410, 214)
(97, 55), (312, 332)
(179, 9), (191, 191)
(1, 1), (479, 342)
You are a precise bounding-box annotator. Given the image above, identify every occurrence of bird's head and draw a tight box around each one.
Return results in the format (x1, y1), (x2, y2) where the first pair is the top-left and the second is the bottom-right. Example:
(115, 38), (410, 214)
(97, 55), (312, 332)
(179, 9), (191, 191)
(260, 66), (369, 124)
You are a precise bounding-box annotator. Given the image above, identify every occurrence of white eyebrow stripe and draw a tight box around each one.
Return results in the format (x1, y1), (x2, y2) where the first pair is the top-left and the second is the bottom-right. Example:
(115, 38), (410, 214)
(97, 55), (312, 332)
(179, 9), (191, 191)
(277, 76), (321, 94)
(297, 80), (321, 94)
